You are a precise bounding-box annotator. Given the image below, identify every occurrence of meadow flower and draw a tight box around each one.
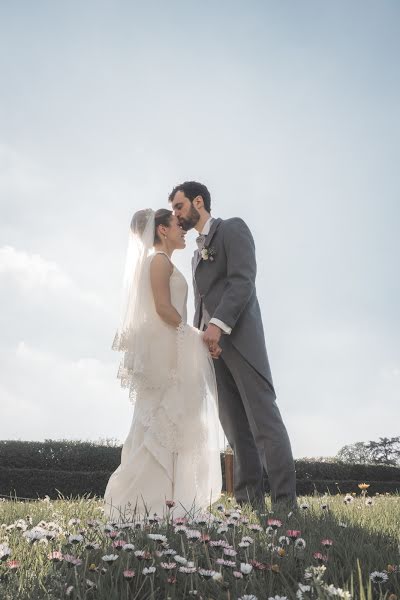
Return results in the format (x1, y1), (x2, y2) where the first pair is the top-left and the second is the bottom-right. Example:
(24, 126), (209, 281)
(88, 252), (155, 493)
(185, 529), (202, 541)
(300, 502), (309, 511)
(0, 544), (11, 560)
(216, 503), (225, 512)
(321, 539), (333, 548)
(271, 564), (281, 573)
(23, 527), (47, 542)
(66, 585), (74, 597)
(68, 518), (81, 527)
(85, 579), (96, 589)
(267, 518), (282, 529)
(135, 550), (152, 560)
(324, 584), (351, 598)
(85, 542), (100, 550)
(295, 538), (307, 549)
(6, 560), (20, 570)
(365, 498), (374, 506)
(143, 566), (156, 575)
(88, 563), (97, 572)
(148, 533), (168, 543)
(338, 522), (348, 528)
(48, 551), (63, 562)
(174, 555), (188, 565)
(277, 547), (286, 557)
(216, 558), (236, 568)
(217, 525), (229, 534)
(68, 534), (84, 544)
(209, 539), (230, 548)
(240, 562), (253, 574)
(211, 572), (222, 583)
(160, 548), (176, 556)
(321, 503), (328, 510)
(112, 540), (126, 550)
(297, 584), (311, 599)
(174, 525), (187, 533)
(287, 530), (301, 540)
(269, 596), (288, 600)
(344, 494), (354, 504)
(248, 523), (263, 532)
(369, 571), (388, 583)
(165, 500), (175, 508)
(358, 483), (370, 491)
(241, 536), (254, 544)
(223, 547), (237, 556)
(101, 554), (119, 563)
(179, 565), (197, 573)
(279, 536), (290, 546)
(239, 540), (251, 548)
(238, 595), (258, 600)
(313, 552), (328, 564)
(233, 570), (244, 578)
(64, 554), (83, 567)
(160, 562), (176, 570)
(198, 568), (216, 578)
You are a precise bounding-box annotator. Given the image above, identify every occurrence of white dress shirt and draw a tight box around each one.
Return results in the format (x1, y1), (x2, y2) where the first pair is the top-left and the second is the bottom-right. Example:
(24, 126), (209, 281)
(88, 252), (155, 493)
(199, 217), (232, 335)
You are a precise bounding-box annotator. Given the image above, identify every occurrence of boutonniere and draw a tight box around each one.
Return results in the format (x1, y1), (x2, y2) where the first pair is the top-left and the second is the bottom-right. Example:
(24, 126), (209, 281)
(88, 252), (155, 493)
(201, 246), (216, 262)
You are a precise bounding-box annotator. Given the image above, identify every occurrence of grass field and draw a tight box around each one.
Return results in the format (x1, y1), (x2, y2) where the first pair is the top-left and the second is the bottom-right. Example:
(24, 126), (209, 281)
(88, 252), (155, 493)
(0, 491), (399, 599)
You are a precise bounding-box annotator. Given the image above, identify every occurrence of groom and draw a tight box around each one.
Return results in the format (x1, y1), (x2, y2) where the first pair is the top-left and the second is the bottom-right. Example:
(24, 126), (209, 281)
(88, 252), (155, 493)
(169, 181), (297, 509)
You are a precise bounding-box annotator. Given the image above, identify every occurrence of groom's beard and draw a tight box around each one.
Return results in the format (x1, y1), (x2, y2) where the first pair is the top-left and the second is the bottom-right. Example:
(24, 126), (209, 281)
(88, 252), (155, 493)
(179, 204), (201, 231)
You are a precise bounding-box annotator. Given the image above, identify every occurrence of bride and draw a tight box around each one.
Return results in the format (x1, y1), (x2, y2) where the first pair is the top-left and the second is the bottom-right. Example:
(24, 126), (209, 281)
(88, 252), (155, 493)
(104, 208), (222, 520)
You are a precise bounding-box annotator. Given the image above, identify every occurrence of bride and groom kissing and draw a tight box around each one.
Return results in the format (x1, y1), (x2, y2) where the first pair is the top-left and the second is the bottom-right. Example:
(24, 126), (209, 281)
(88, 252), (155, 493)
(104, 181), (296, 519)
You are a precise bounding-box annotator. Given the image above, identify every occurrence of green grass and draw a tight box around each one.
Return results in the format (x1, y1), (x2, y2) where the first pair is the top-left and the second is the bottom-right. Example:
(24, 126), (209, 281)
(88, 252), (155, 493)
(0, 492), (399, 599)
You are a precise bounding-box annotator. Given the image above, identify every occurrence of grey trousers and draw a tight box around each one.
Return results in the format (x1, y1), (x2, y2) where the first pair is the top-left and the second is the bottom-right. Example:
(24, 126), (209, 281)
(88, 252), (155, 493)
(213, 340), (296, 505)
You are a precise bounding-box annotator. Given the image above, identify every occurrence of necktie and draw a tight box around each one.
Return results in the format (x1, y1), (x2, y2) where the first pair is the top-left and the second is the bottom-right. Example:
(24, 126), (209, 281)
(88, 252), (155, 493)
(196, 234), (206, 251)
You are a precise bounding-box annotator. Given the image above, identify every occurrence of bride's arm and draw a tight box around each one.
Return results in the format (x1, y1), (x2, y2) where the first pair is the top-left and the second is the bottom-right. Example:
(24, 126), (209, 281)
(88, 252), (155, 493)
(150, 254), (182, 328)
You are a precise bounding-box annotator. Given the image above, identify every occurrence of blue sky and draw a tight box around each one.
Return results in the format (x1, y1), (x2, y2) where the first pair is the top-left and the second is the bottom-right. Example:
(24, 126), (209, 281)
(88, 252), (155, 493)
(1, 1), (399, 457)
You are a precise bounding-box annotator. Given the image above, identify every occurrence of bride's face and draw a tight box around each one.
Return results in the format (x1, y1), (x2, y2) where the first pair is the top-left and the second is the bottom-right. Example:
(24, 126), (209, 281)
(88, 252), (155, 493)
(166, 215), (186, 250)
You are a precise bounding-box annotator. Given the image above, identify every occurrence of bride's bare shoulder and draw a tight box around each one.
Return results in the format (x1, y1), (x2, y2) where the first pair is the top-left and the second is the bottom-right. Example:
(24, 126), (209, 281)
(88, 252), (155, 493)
(150, 252), (174, 276)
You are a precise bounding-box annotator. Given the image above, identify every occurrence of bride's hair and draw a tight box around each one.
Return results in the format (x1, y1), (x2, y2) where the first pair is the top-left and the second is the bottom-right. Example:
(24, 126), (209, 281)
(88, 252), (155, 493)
(130, 208), (172, 244)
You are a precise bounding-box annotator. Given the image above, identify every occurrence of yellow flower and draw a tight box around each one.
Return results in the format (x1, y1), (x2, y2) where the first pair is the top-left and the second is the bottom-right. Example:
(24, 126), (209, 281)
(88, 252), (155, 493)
(358, 483), (370, 490)
(387, 565), (396, 573)
(88, 563), (97, 572)
(277, 548), (286, 557)
(271, 564), (280, 573)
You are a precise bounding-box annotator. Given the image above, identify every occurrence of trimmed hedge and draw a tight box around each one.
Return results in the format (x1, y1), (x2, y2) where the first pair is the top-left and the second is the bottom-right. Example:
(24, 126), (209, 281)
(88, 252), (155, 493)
(0, 441), (399, 500)
(1, 468), (399, 500)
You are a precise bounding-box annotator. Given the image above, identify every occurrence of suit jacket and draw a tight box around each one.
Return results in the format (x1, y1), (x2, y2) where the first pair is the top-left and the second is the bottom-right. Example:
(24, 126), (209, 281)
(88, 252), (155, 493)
(192, 217), (274, 389)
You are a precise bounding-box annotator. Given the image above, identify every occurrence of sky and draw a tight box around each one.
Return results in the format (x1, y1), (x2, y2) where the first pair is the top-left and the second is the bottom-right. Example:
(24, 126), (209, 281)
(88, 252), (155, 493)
(0, 0), (399, 459)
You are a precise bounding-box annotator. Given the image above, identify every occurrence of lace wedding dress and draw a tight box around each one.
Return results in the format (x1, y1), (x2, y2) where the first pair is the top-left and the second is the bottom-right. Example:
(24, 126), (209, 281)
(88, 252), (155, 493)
(104, 252), (222, 520)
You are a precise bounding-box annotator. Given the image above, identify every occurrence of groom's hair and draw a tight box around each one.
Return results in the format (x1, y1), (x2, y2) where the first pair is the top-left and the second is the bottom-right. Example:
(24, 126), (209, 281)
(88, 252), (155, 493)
(168, 181), (211, 213)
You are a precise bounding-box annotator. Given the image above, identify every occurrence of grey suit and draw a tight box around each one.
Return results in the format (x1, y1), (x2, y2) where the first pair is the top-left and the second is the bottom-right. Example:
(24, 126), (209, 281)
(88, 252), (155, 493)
(193, 217), (296, 505)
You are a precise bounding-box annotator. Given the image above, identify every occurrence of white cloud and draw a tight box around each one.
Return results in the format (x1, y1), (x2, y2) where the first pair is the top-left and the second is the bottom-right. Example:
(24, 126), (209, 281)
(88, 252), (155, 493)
(0, 342), (131, 443)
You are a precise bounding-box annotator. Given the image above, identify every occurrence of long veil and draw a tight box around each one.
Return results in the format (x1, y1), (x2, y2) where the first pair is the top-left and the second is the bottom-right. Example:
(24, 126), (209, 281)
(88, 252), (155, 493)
(111, 208), (222, 509)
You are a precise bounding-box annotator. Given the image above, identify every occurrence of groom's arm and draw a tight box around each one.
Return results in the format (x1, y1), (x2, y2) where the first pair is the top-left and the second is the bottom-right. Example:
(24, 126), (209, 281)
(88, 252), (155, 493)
(212, 217), (256, 330)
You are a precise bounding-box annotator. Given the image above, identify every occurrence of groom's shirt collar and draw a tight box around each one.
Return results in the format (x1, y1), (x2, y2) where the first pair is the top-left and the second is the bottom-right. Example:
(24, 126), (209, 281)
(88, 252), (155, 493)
(200, 216), (214, 236)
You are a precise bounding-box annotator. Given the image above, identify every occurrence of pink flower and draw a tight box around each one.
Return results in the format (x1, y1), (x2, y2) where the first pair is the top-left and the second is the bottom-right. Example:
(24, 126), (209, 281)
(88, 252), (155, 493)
(321, 539), (333, 548)
(233, 570), (243, 578)
(267, 519), (282, 529)
(7, 560), (20, 570)
(48, 551), (63, 562)
(286, 530), (301, 540)
(123, 569), (136, 579)
(166, 500), (175, 508)
(112, 540), (126, 550)
(313, 552), (328, 563)
(63, 554), (83, 567)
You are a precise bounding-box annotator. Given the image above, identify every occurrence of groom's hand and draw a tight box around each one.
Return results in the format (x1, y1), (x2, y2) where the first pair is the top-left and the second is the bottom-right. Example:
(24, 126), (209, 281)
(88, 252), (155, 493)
(203, 324), (222, 351)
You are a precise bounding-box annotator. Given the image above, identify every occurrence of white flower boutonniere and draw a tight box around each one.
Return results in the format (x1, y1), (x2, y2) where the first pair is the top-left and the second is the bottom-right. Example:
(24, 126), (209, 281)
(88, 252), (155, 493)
(201, 246), (216, 262)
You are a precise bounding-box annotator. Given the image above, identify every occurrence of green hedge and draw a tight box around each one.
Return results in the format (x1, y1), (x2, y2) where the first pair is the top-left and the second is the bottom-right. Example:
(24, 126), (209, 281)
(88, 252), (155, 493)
(1, 467), (399, 500)
(1, 441), (399, 500)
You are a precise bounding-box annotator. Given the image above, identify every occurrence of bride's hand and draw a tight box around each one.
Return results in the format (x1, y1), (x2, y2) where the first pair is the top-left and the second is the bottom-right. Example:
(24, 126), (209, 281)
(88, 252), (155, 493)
(209, 343), (222, 359)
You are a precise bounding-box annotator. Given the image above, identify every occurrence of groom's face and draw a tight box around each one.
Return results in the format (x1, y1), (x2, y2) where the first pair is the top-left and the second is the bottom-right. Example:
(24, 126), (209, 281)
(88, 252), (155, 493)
(171, 191), (200, 231)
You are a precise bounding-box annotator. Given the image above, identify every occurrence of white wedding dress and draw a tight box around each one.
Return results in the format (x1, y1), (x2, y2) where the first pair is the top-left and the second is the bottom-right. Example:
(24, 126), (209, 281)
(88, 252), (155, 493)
(104, 252), (222, 521)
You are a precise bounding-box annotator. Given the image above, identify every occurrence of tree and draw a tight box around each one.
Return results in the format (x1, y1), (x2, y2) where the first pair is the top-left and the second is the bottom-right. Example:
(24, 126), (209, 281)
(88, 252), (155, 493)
(367, 437), (400, 466)
(336, 441), (372, 464)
